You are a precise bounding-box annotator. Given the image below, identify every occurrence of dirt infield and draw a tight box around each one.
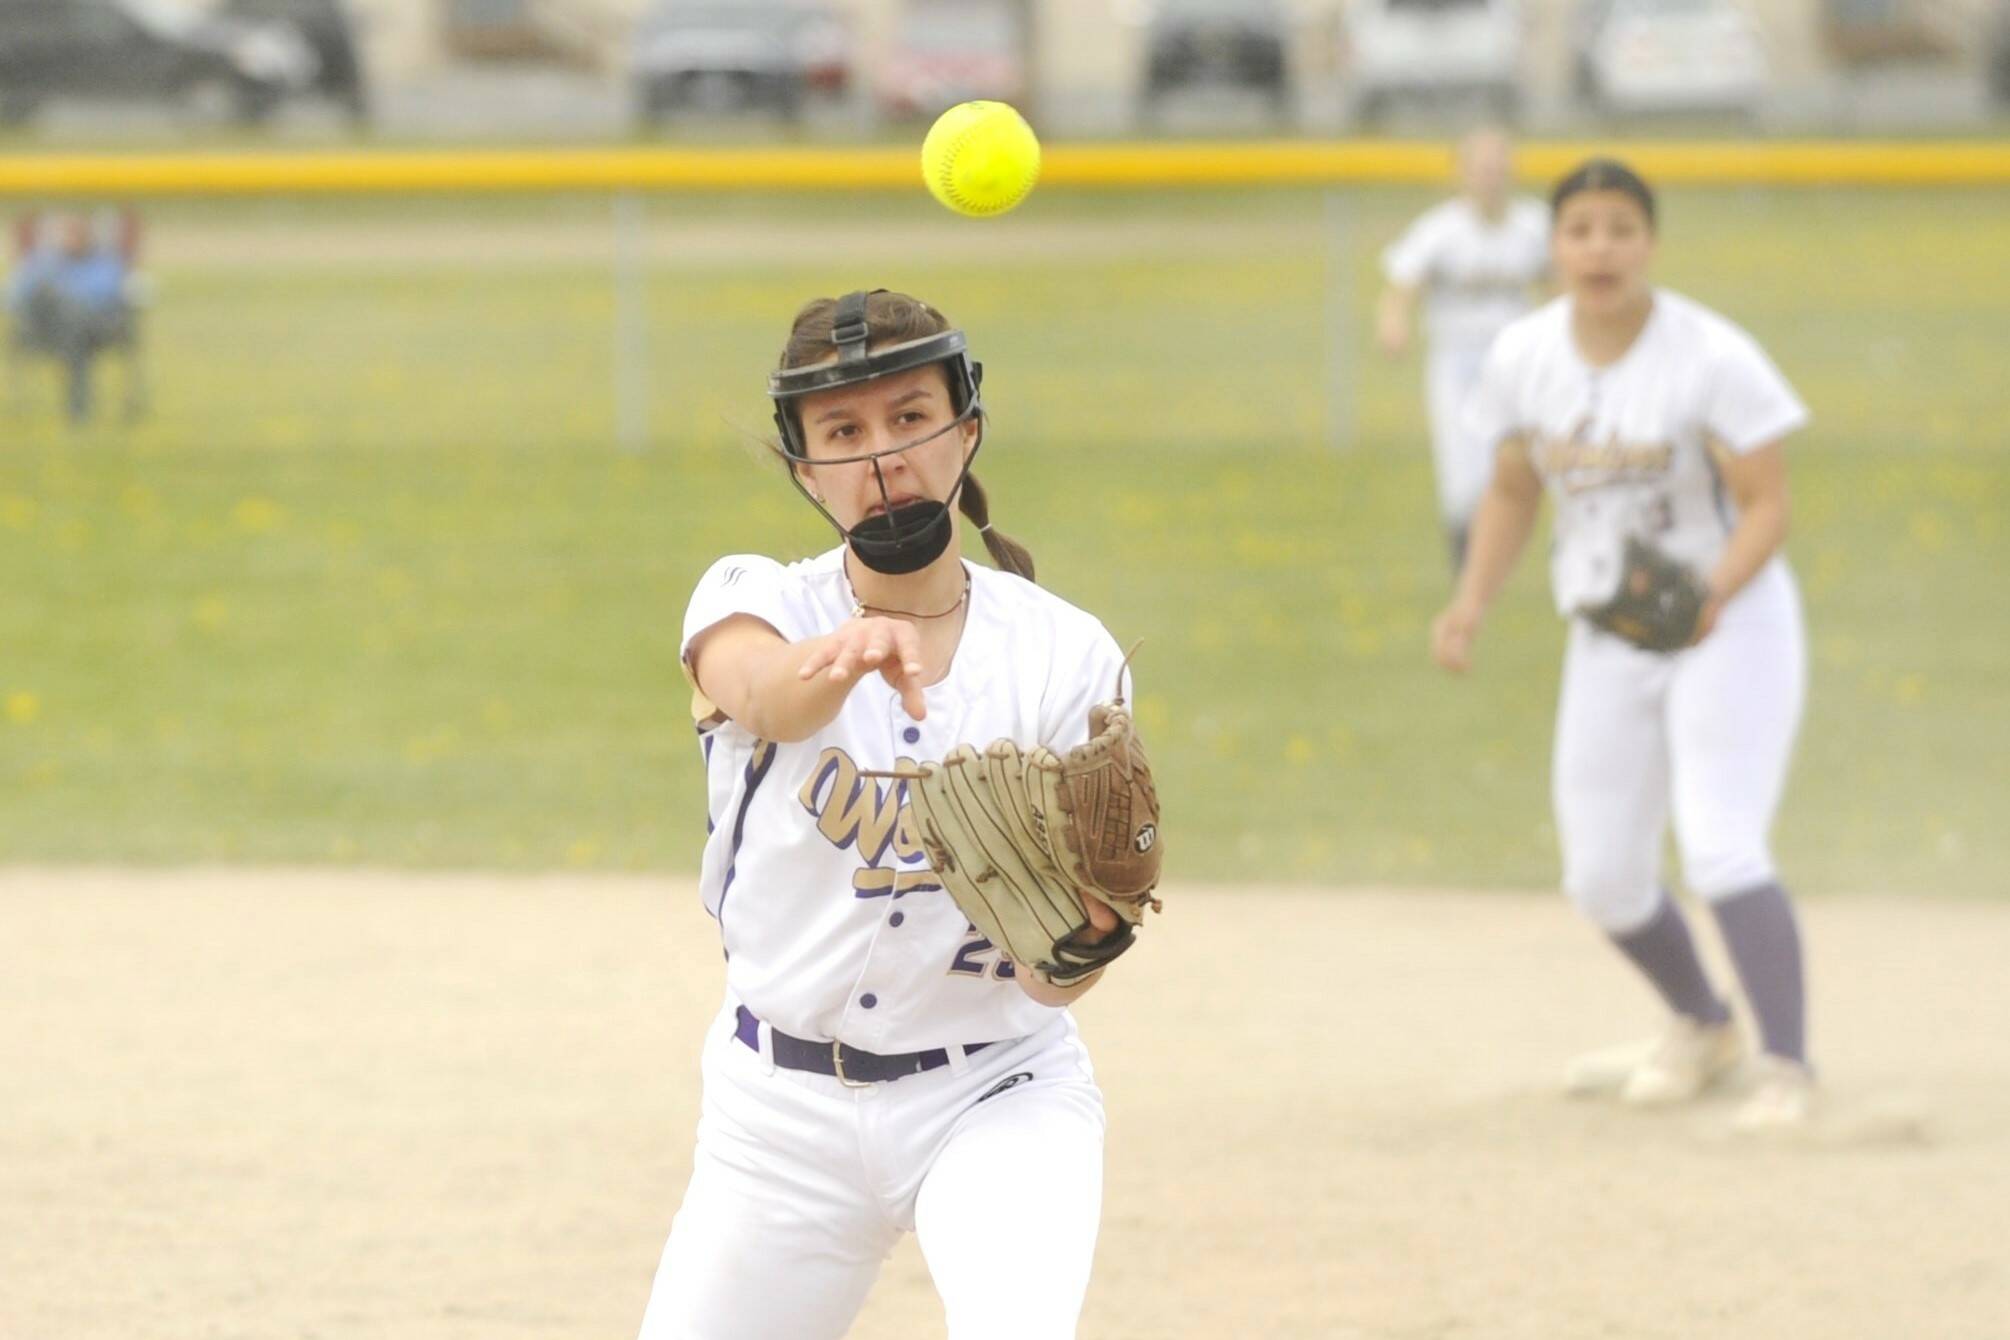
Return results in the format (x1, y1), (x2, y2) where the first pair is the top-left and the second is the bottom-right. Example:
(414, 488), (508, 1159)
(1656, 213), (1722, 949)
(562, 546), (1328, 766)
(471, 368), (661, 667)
(4, 870), (2006, 1339)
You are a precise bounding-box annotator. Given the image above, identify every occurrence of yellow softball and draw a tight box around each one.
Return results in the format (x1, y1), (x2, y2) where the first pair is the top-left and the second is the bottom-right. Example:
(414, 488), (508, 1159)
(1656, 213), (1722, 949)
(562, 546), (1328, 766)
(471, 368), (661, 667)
(920, 101), (1041, 219)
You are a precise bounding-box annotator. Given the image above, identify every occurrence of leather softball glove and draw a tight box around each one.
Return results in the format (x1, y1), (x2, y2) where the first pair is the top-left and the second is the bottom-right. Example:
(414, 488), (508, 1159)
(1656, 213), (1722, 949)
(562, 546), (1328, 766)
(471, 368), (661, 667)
(1579, 536), (1709, 653)
(887, 697), (1162, 986)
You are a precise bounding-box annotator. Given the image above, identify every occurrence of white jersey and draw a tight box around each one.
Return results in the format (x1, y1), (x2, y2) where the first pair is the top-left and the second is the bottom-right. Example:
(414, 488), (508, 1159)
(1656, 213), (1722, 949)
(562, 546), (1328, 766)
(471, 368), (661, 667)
(679, 546), (1128, 1053)
(1467, 288), (1810, 615)
(1381, 195), (1551, 348)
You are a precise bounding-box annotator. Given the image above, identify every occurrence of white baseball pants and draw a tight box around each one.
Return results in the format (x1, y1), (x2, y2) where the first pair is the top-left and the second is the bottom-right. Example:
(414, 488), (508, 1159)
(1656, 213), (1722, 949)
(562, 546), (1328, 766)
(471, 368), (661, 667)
(1552, 559), (1807, 933)
(636, 1002), (1105, 1340)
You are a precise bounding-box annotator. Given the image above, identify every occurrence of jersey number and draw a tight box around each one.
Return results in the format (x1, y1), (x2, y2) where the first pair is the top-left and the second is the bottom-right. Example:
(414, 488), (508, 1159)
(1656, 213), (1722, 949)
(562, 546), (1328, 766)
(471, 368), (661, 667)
(1645, 492), (1675, 534)
(948, 928), (1016, 980)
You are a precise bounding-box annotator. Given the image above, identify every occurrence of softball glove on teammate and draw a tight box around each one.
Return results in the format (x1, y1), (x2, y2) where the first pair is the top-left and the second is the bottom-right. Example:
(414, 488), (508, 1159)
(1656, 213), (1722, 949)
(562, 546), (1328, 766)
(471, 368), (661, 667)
(888, 695), (1163, 987)
(1578, 536), (1709, 653)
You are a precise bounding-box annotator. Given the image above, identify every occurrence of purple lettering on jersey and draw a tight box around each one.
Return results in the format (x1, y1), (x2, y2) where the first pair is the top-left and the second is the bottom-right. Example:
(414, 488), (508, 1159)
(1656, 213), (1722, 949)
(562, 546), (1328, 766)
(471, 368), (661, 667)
(852, 869), (944, 900)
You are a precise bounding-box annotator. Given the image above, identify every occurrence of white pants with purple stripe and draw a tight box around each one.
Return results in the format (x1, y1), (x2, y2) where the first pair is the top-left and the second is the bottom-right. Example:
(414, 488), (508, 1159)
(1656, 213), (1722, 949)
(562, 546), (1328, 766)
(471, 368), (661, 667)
(1553, 559), (1807, 932)
(636, 1001), (1105, 1340)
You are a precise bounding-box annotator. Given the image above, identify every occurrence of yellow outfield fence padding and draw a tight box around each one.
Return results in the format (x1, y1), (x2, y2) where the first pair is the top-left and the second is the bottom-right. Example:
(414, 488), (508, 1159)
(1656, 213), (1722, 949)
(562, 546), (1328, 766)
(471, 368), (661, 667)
(0, 140), (2006, 197)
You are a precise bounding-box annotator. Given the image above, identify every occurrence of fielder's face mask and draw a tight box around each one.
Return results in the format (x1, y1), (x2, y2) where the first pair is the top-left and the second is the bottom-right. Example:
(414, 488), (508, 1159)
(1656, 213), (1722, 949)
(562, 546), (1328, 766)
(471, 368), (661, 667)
(768, 289), (985, 575)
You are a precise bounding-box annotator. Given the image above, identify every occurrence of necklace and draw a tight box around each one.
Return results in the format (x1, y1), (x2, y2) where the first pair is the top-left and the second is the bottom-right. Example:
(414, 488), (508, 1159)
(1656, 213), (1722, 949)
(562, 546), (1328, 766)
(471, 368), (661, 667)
(849, 570), (971, 621)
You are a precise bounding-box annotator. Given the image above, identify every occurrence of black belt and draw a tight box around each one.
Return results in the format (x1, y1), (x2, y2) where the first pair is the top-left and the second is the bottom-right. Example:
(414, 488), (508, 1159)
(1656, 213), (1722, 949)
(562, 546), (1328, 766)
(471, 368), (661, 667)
(734, 1005), (993, 1086)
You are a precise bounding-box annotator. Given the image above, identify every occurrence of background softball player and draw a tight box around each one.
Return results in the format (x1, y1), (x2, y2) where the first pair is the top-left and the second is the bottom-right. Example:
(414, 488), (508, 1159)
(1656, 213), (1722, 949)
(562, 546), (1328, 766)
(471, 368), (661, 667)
(1430, 159), (1815, 1132)
(637, 290), (1133, 1339)
(1375, 127), (1552, 571)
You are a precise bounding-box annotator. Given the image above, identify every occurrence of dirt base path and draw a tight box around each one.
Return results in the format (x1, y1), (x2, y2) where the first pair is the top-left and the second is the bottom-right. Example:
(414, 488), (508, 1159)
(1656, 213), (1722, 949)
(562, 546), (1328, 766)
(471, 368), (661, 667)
(4, 870), (2005, 1339)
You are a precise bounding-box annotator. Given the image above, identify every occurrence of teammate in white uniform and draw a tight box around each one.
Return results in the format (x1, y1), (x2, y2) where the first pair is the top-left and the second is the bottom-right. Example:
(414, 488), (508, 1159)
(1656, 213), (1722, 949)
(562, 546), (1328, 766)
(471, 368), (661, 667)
(636, 290), (1133, 1339)
(1429, 160), (1816, 1132)
(1376, 128), (1552, 571)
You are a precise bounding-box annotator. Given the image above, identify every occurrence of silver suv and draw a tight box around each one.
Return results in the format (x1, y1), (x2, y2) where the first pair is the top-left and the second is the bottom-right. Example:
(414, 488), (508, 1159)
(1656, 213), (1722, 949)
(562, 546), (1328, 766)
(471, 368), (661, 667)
(630, 0), (851, 127)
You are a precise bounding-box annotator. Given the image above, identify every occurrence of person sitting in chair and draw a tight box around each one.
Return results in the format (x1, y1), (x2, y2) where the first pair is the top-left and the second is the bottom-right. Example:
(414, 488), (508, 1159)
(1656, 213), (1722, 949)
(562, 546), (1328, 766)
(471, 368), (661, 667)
(8, 210), (146, 424)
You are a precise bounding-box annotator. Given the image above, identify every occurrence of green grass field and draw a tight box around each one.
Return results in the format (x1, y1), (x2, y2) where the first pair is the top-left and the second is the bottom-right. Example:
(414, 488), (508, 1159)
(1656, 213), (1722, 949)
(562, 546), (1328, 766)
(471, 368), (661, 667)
(2, 185), (2004, 893)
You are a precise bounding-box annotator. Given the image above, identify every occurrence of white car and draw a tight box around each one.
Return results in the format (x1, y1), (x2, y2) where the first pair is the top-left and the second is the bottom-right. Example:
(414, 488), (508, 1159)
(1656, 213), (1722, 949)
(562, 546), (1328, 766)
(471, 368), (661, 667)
(1577, 0), (1769, 117)
(1342, 0), (1523, 124)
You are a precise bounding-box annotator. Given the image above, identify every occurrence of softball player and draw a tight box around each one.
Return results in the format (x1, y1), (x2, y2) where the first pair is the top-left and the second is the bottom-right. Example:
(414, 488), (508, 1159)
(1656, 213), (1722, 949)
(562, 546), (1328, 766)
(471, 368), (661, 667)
(1376, 127), (1552, 571)
(637, 290), (1130, 1339)
(1429, 160), (1815, 1132)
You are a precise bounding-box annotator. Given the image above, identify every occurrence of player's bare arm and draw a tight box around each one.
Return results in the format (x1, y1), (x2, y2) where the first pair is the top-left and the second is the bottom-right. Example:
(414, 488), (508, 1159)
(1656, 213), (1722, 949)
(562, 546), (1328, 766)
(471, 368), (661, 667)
(1375, 282), (1418, 357)
(690, 612), (925, 741)
(1432, 438), (1543, 673)
(1694, 439), (1792, 642)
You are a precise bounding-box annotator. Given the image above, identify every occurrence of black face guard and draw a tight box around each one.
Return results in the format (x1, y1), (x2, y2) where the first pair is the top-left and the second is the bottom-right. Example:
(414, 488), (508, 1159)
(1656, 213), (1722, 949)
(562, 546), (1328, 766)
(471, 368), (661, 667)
(768, 289), (986, 575)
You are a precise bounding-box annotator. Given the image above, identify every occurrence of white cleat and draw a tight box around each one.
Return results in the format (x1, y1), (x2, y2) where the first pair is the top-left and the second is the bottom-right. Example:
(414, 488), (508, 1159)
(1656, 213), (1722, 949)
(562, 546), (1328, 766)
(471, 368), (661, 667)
(1617, 1017), (1746, 1107)
(1732, 1056), (1817, 1134)
(1563, 1038), (1657, 1098)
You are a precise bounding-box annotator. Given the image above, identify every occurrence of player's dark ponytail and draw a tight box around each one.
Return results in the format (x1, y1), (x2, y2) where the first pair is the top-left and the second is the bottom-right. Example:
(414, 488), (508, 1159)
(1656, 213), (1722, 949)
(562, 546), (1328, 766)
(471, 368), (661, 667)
(958, 473), (1035, 582)
(1550, 157), (1657, 230)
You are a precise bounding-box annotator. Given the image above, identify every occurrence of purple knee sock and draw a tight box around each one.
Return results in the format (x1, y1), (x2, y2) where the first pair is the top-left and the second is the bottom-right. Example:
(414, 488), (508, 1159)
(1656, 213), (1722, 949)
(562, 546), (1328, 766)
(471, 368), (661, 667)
(1711, 882), (1807, 1065)
(1610, 891), (1732, 1027)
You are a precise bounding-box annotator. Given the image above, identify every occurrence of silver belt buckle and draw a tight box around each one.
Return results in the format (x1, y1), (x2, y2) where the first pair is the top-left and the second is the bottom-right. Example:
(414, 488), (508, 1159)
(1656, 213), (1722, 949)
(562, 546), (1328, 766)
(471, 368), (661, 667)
(832, 1040), (871, 1089)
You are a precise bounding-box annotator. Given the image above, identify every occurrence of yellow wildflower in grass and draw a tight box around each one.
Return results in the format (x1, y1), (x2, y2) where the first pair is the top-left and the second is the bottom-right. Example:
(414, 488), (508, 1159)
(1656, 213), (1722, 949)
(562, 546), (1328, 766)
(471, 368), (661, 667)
(1115, 494), (1164, 527)
(1907, 510), (1948, 552)
(376, 568), (415, 602)
(403, 726), (460, 765)
(119, 485), (160, 521)
(255, 414), (311, 449)
(1894, 673), (1926, 705)
(1284, 735), (1315, 766)
(0, 494), (37, 530)
(232, 497), (285, 533)
(5, 691), (40, 725)
(567, 837), (602, 867)
(1133, 694), (1168, 736)
(193, 595), (230, 633)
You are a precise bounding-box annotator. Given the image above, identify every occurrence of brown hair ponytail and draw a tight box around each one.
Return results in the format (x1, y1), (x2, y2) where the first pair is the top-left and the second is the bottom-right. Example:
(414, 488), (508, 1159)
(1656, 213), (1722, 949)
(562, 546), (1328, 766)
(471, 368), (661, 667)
(958, 472), (1035, 582)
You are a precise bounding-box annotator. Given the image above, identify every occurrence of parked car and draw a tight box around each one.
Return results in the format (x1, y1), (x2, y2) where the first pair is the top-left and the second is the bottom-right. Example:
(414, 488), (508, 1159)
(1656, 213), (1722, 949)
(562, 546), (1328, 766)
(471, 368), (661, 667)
(630, 0), (851, 126)
(1341, 0), (1523, 124)
(0, 0), (318, 125)
(220, 0), (368, 122)
(1574, 0), (1768, 118)
(1989, 0), (2010, 106)
(879, 0), (1028, 121)
(1139, 0), (1292, 120)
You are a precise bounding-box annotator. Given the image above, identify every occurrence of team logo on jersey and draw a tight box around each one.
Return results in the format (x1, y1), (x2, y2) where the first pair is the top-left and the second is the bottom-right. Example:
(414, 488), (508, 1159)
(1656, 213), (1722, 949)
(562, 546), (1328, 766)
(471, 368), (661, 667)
(799, 747), (943, 900)
(1534, 419), (1674, 493)
(977, 1071), (1035, 1103)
